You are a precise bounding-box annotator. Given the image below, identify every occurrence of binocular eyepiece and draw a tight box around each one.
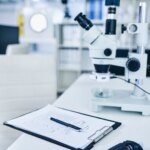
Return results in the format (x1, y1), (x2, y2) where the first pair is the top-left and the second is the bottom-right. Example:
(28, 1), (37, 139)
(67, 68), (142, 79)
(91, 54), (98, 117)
(74, 13), (93, 30)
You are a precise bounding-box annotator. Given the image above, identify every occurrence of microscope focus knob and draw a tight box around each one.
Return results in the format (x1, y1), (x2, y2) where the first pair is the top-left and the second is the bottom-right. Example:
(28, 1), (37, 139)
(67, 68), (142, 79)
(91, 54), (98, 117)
(121, 24), (127, 34)
(104, 48), (112, 56)
(126, 58), (141, 72)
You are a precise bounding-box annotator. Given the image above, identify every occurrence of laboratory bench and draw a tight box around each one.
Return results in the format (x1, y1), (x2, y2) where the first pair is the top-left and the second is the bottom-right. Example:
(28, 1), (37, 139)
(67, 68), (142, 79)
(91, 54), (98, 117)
(7, 74), (150, 150)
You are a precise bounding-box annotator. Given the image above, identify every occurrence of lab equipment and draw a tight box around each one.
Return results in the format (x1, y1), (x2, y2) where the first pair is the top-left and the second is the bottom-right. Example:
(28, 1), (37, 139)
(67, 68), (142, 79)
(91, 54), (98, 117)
(109, 140), (143, 150)
(75, 0), (150, 115)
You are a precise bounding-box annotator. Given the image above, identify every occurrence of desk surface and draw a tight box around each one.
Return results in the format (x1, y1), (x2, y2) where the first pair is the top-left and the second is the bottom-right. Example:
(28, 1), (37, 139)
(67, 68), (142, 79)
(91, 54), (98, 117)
(7, 74), (150, 150)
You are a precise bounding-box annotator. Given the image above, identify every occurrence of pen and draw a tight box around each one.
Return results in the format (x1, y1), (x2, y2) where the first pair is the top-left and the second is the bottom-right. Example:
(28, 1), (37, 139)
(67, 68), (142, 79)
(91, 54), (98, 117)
(50, 117), (82, 131)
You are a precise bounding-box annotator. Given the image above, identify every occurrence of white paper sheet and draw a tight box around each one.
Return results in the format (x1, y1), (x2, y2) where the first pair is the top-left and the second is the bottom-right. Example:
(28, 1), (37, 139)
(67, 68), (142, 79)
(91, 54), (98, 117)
(6, 105), (115, 149)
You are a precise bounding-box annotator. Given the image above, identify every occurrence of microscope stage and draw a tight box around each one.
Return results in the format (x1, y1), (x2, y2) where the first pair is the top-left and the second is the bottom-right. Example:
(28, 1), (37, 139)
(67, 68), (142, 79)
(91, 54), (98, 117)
(91, 89), (150, 116)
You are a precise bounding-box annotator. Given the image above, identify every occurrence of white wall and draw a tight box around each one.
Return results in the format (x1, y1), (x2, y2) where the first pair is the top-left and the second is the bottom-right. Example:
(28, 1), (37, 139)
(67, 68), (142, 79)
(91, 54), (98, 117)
(0, 4), (18, 26)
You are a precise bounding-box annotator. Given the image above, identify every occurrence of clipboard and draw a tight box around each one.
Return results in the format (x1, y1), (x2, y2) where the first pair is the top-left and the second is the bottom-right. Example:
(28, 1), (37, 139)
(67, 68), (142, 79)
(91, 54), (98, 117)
(4, 105), (121, 150)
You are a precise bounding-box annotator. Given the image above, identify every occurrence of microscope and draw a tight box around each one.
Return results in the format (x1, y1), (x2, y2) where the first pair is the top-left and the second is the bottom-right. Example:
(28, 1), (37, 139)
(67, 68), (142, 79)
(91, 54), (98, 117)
(75, 0), (150, 115)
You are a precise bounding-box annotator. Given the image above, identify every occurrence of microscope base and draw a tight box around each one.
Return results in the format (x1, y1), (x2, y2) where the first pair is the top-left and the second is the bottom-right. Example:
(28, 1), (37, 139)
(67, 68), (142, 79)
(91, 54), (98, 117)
(91, 89), (150, 116)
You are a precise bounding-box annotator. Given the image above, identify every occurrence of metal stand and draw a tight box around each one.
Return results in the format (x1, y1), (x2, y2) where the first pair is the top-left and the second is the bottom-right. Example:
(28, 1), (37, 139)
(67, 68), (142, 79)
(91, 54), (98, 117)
(91, 89), (150, 116)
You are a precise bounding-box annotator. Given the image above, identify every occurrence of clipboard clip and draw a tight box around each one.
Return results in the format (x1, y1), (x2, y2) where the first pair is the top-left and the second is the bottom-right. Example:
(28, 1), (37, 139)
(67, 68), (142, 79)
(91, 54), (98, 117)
(88, 126), (113, 143)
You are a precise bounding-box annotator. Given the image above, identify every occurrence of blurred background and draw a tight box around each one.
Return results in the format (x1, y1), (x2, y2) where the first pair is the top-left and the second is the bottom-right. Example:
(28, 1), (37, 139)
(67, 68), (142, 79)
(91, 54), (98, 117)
(0, 0), (150, 149)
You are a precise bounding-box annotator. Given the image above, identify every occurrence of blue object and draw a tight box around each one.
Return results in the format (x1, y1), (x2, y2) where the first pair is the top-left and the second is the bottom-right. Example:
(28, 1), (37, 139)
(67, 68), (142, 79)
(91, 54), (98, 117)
(105, 0), (120, 6)
(89, 0), (95, 19)
(99, 0), (103, 20)
(0, 25), (19, 54)
(50, 117), (82, 131)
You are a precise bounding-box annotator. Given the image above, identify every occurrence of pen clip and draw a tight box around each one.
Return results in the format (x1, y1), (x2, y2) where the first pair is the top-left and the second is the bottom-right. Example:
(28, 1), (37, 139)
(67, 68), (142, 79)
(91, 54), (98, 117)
(88, 126), (112, 143)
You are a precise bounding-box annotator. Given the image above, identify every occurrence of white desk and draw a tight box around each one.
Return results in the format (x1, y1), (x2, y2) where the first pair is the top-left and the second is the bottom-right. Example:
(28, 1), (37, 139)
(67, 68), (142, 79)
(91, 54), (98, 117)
(7, 74), (150, 150)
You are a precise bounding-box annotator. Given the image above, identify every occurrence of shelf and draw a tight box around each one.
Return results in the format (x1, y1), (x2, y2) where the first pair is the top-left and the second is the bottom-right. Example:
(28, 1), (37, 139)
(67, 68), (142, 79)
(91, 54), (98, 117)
(59, 64), (81, 71)
(59, 45), (81, 49)
(59, 45), (89, 50)
(20, 38), (56, 44)
(56, 19), (134, 26)
(56, 20), (79, 25)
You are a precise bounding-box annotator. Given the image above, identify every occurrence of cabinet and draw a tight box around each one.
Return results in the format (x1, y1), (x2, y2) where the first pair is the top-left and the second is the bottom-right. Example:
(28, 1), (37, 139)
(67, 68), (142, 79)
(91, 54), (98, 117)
(55, 21), (94, 94)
